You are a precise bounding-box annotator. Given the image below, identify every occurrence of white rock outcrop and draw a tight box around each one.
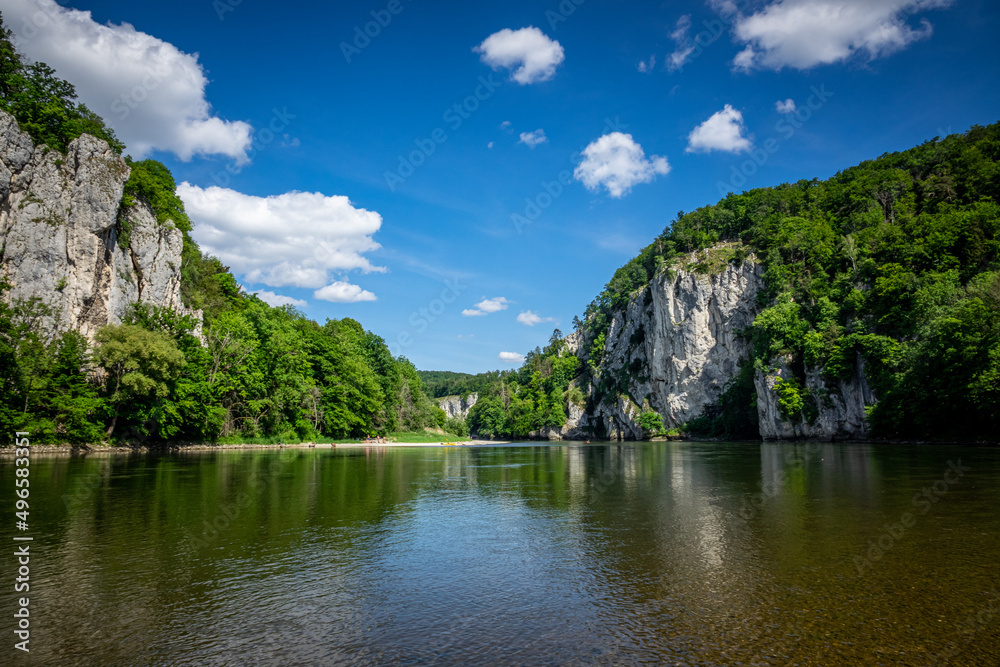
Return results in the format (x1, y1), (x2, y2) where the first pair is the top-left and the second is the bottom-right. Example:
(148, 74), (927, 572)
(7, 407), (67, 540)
(565, 251), (874, 441)
(437, 393), (478, 420)
(583, 258), (764, 439)
(755, 355), (875, 441)
(0, 111), (198, 338)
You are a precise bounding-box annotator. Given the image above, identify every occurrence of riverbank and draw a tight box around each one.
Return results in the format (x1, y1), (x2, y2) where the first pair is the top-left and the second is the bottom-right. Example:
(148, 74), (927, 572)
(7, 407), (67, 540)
(0, 439), (510, 457)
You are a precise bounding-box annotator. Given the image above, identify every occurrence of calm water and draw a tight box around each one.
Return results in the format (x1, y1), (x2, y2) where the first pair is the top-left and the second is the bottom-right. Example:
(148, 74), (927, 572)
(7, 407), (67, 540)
(2, 442), (999, 666)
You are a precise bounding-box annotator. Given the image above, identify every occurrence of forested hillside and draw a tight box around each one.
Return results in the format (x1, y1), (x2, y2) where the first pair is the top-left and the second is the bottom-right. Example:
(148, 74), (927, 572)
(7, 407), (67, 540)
(2, 8), (996, 444)
(0, 17), (446, 444)
(462, 122), (1000, 441)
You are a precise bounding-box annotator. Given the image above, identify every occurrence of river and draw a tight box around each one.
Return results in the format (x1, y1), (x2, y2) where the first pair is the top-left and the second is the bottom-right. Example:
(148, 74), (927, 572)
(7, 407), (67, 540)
(2, 442), (998, 665)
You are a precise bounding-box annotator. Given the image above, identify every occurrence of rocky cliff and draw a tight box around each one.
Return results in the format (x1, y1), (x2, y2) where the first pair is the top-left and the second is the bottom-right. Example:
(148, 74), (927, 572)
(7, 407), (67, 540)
(0, 111), (198, 338)
(754, 355), (875, 440)
(562, 248), (875, 441)
(582, 255), (765, 440)
(437, 393), (478, 420)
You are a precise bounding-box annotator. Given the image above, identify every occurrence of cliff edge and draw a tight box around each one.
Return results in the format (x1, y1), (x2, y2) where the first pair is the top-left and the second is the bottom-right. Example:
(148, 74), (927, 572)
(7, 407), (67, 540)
(0, 111), (198, 338)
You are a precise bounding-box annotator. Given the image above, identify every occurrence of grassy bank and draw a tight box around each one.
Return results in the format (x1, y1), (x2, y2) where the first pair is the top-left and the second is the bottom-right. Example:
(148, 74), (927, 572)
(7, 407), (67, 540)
(387, 431), (470, 443)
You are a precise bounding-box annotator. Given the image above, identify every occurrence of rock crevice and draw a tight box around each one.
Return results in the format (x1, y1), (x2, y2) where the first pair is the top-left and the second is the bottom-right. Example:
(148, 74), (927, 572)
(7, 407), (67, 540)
(562, 252), (875, 441)
(0, 111), (199, 338)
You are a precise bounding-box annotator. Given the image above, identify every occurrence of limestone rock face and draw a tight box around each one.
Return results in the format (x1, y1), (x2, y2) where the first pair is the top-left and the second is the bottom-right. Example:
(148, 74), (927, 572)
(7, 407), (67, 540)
(530, 400), (589, 441)
(755, 355), (875, 441)
(437, 393), (478, 420)
(556, 250), (875, 441)
(583, 258), (765, 439)
(0, 111), (199, 338)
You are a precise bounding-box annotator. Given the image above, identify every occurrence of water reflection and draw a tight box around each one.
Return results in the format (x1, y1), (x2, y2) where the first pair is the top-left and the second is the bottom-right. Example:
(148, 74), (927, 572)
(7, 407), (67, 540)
(2, 442), (998, 665)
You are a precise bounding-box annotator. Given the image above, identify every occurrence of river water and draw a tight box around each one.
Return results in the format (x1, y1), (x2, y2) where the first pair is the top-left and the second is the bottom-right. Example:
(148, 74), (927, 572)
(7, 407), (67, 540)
(2, 442), (998, 665)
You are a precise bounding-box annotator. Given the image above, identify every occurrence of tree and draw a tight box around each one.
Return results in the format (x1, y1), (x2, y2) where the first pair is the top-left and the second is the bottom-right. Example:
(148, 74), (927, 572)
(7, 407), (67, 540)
(637, 410), (663, 437)
(0, 14), (123, 153)
(45, 331), (105, 443)
(93, 325), (185, 438)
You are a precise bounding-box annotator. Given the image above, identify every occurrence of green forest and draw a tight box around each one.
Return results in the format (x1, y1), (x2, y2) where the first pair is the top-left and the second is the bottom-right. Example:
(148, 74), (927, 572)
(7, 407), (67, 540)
(1, 12), (998, 444)
(446, 122), (1000, 442)
(0, 20), (449, 445)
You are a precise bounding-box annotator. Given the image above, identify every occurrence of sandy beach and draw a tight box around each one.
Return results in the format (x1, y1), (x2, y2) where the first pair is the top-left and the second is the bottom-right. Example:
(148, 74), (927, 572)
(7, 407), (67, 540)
(335, 439), (507, 448)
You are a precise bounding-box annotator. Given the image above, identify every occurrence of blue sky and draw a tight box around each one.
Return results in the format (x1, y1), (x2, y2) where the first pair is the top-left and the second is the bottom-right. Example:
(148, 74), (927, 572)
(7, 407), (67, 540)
(4, 0), (999, 373)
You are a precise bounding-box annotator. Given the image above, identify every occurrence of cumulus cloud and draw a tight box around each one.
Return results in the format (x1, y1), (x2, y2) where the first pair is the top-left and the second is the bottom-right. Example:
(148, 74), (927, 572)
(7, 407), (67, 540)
(728, 0), (954, 71)
(253, 290), (307, 308)
(314, 282), (377, 303)
(518, 129), (548, 148)
(498, 351), (526, 364)
(177, 184), (384, 304)
(667, 15), (697, 71)
(475, 26), (565, 84)
(3, 0), (252, 162)
(517, 311), (556, 327)
(686, 105), (752, 153)
(574, 132), (670, 198)
(462, 297), (510, 317)
(775, 98), (797, 113)
(732, 45), (757, 72)
(637, 55), (656, 73)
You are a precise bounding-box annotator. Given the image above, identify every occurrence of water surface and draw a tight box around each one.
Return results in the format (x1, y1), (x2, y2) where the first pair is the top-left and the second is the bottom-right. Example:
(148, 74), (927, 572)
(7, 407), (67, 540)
(2, 442), (998, 665)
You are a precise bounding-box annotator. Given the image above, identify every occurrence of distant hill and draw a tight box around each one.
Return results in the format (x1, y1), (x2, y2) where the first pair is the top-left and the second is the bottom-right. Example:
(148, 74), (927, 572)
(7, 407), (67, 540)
(417, 370), (494, 398)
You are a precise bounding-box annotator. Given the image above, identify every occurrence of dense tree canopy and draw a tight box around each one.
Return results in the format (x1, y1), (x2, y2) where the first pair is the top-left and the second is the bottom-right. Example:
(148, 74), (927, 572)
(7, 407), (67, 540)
(448, 122), (1000, 442)
(0, 13), (123, 153)
(0, 9), (995, 444)
(584, 122), (1000, 441)
(0, 16), (447, 444)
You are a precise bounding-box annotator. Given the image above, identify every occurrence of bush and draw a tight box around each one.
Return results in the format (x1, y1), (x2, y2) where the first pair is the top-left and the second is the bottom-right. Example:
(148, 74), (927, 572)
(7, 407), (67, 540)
(637, 410), (663, 436)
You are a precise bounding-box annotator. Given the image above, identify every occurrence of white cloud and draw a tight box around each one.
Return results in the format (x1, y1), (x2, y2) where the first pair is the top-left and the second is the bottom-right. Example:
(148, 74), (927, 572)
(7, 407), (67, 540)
(314, 282), (377, 303)
(3, 0), (252, 162)
(709, 0), (740, 15)
(573, 132), (670, 198)
(669, 46), (696, 71)
(517, 311), (556, 327)
(498, 351), (526, 364)
(253, 290), (307, 308)
(501, 120), (513, 130)
(667, 15), (696, 71)
(670, 14), (692, 42)
(177, 184), (384, 298)
(732, 45), (757, 72)
(518, 129), (548, 148)
(729, 0), (954, 71)
(686, 105), (752, 153)
(637, 55), (656, 73)
(488, 141), (495, 148)
(775, 98), (797, 113)
(462, 297), (510, 317)
(475, 26), (565, 84)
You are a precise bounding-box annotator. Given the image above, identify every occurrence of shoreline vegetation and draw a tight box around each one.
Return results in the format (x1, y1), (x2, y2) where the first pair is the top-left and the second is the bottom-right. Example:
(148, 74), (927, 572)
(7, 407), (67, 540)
(0, 439), (506, 456)
(3, 436), (996, 457)
(0, 15), (458, 448)
(1, 14), (997, 446)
